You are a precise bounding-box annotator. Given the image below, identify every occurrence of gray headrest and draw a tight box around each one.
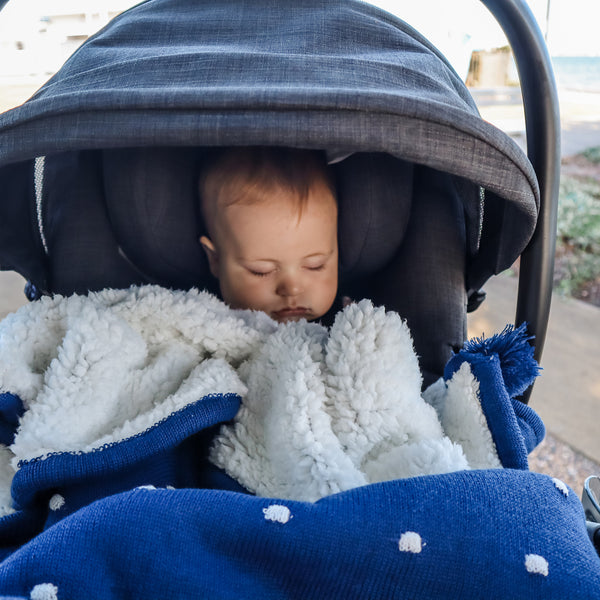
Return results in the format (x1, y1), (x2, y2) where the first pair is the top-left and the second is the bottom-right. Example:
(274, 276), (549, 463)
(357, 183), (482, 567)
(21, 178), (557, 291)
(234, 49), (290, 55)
(101, 147), (414, 289)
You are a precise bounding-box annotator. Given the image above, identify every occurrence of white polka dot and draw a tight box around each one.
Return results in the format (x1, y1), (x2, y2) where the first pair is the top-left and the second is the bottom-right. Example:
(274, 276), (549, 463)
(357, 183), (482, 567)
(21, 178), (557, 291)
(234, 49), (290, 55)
(135, 485), (157, 491)
(525, 554), (549, 576)
(398, 531), (423, 554)
(49, 494), (65, 512)
(552, 478), (569, 497)
(30, 582), (58, 600)
(263, 505), (292, 524)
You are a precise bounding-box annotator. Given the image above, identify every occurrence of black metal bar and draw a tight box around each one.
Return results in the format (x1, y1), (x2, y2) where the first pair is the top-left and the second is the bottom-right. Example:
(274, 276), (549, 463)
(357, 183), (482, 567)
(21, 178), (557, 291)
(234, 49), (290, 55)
(479, 0), (560, 401)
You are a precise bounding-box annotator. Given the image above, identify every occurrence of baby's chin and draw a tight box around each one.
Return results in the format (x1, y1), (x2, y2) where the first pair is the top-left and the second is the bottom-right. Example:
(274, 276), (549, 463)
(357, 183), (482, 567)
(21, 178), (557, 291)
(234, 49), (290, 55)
(276, 315), (312, 323)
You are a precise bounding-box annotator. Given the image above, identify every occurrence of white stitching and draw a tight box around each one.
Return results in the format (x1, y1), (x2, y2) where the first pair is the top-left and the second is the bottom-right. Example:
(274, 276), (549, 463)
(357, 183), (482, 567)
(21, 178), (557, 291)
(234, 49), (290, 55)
(34, 156), (49, 255)
(552, 477), (569, 497)
(525, 554), (549, 576)
(263, 505), (292, 524)
(398, 531), (423, 553)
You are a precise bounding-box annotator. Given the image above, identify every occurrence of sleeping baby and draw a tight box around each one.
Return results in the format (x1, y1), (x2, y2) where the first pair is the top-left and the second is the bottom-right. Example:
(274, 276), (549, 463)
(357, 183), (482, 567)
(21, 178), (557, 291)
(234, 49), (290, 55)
(197, 145), (339, 325)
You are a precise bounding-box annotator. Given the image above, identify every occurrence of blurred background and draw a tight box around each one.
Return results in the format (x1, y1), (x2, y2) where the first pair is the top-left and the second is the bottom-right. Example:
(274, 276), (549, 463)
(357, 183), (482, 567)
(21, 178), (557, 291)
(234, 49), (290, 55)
(0, 0), (599, 493)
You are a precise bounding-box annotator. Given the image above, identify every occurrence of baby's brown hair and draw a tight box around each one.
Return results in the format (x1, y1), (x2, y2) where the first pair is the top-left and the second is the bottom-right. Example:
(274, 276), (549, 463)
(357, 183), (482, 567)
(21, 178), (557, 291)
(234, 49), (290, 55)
(199, 146), (336, 236)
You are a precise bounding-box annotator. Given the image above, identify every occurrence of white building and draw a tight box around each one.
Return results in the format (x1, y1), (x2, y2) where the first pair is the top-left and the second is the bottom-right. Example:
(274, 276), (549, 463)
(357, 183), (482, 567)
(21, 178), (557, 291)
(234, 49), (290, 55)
(0, 0), (138, 80)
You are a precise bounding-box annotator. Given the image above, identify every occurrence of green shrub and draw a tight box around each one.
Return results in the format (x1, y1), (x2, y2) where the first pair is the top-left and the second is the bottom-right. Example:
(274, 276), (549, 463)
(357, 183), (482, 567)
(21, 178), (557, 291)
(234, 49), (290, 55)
(555, 250), (600, 297)
(554, 173), (600, 300)
(582, 147), (600, 165)
(557, 176), (600, 252)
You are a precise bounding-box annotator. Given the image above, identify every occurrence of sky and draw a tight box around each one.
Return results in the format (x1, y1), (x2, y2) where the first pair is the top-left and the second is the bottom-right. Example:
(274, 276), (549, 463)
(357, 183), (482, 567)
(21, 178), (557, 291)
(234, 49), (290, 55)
(369, 0), (600, 58)
(0, 0), (598, 58)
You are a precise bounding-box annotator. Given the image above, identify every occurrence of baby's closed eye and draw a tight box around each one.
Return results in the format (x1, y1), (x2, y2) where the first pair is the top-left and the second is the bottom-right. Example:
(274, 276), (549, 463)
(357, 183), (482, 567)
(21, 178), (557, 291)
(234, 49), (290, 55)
(248, 269), (273, 277)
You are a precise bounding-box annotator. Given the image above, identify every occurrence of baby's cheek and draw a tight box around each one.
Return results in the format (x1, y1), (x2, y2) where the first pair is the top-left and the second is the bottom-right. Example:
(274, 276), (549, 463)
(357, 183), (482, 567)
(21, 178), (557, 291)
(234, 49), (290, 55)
(313, 279), (338, 317)
(236, 278), (275, 309)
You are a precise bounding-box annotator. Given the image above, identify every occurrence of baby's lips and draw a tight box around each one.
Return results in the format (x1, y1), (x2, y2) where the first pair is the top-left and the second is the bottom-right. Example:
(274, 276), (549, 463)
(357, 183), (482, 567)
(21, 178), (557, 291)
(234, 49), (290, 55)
(273, 307), (311, 321)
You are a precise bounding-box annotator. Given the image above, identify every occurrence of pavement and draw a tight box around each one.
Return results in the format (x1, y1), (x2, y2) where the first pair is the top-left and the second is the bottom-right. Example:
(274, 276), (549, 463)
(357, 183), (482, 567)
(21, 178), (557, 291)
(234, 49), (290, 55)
(471, 86), (600, 157)
(0, 85), (599, 466)
(0, 271), (27, 319)
(468, 274), (600, 465)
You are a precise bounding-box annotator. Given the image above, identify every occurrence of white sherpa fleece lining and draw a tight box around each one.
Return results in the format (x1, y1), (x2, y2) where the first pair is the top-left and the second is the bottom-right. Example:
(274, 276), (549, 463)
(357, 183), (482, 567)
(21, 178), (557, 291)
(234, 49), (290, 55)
(210, 299), (501, 501)
(0, 286), (500, 509)
(0, 287), (270, 467)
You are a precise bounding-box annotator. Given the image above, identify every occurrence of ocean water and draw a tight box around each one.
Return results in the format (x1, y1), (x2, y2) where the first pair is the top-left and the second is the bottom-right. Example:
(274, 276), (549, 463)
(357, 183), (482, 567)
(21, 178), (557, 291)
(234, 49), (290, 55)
(551, 56), (600, 92)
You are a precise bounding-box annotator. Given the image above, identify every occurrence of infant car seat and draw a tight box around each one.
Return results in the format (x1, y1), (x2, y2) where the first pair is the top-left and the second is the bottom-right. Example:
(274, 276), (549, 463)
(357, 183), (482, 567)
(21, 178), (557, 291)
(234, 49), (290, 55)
(5, 3), (598, 600)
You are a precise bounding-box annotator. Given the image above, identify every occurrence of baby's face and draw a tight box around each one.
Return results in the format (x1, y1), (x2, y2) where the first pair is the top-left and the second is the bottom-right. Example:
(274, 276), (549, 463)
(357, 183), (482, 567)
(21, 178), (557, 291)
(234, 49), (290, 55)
(203, 182), (338, 322)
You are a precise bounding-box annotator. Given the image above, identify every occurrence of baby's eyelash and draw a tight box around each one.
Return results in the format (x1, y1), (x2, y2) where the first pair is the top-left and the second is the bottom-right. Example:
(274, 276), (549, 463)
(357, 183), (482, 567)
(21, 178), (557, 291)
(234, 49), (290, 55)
(248, 265), (325, 276)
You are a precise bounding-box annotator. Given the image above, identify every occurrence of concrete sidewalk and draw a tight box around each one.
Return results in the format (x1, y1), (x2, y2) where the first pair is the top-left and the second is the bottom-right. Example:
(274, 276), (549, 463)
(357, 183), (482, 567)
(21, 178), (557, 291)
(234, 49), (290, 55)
(466, 87), (600, 463)
(0, 271), (27, 319)
(471, 86), (600, 157)
(468, 274), (600, 465)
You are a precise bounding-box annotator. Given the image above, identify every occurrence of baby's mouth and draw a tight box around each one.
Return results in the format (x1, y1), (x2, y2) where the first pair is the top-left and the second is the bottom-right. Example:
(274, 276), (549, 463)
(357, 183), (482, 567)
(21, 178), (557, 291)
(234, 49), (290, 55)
(273, 307), (311, 321)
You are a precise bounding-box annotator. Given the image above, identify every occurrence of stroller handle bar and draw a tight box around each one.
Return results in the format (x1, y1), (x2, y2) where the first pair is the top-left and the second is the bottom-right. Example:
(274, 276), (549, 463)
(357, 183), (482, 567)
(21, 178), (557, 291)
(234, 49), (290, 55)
(480, 0), (560, 382)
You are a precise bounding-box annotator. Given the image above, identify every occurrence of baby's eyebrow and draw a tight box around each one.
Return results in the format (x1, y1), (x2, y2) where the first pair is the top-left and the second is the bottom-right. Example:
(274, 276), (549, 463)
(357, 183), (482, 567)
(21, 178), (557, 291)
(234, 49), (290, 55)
(303, 250), (334, 259)
(240, 257), (278, 265)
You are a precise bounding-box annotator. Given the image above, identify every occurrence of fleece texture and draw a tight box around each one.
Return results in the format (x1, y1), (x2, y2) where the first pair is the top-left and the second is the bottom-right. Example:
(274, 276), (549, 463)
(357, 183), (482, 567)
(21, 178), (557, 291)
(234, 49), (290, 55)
(209, 299), (505, 500)
(0, 286), (264, 514)
(0, 287), (544, 509)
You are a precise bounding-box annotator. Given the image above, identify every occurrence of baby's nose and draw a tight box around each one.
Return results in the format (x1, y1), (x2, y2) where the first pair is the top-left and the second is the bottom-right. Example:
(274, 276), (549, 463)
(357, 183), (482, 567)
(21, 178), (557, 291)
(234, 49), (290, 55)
(276, 274), (303, 297)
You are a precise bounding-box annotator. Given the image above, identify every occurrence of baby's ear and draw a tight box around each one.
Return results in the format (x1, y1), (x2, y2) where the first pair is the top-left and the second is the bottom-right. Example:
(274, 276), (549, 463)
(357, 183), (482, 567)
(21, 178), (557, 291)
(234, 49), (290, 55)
(199, 236), (219, 278)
